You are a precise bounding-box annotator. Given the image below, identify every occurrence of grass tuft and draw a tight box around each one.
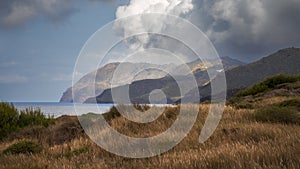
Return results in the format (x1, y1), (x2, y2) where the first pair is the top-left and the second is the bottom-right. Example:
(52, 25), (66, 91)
(64, 146), (89, 159)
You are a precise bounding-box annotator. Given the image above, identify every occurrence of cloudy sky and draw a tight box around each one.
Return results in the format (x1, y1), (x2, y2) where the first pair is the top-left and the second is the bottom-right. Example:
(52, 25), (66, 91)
(0, 0), (300, 102)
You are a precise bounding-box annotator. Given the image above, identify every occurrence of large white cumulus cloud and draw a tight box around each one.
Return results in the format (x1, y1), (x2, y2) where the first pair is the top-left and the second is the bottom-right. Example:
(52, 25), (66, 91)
(114, 0), (300, 61)
(116, 0), (193, 17)
(114, 0), (194, 50)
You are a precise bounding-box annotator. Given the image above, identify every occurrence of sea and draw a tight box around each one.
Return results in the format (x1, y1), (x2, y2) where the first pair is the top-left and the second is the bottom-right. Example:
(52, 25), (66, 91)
(13, 102), (114, 118)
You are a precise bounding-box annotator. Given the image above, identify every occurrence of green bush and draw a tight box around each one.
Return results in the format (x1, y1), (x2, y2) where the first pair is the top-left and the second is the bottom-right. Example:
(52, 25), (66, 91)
(236, 83), (268, 97)
(18, 108), (54, 128)
(3, 140), (42, 154)
(0, 102), (54, 140)
(0, 103), (19, 140)
(103, 104), (151, 121)
(277, 98), (300, 108)
(236, 74), (300, 97)
(254, 106), (300, 125)
(262, 74), (300, 88)
(103, 106), (121, 121)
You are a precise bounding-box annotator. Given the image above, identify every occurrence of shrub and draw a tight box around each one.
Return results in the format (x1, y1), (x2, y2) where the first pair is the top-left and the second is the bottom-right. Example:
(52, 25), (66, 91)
(0, 102), (54, 140)
(103, 104), (151, 121)
(262, 74), (300, 88)
(254, 106), (300, 125)
(103, 106), (121, 121)
(18, 108), (54, 128)
(277, 98), (300, 108)
(236, 83), (268, 97)
(3, 140), (42, 154)
(0, 103), (20, 140)
(236, 74), (300, 97)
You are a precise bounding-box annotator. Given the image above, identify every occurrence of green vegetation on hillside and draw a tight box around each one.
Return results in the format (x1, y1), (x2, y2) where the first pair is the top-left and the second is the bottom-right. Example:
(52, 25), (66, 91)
(0, 102), (54, 140)
(277, 98), (300, 108)
(235, 74), (300, 97)
(230, 75), (300, 125)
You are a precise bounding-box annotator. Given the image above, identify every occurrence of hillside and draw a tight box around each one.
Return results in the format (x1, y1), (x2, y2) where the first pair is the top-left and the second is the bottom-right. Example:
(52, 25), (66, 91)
(183, 47), (300, 103)
(225, 47), (300, 92)
(84, 75), (182, 104)
(229, 74), (300, 109)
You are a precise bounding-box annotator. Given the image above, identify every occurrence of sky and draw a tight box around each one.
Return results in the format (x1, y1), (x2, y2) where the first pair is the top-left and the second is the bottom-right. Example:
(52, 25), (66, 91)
(0, 0), (300, 102)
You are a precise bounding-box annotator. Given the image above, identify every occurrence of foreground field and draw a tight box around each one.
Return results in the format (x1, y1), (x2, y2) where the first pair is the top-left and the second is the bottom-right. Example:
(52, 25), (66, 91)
(1, 75), (300, 168)
(0, 102), (299, 169)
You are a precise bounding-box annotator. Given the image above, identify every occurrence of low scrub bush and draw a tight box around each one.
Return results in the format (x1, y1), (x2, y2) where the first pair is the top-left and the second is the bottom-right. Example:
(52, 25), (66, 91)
(103, 106), (121, 121)
(0, 102), (19, 140)
(103, 104), (151, 122)
(277, 98), (300, 108)
(254, 106), (300, 125)
(236, 74), (300, 97)
(0, 102), (54, 140)
(19, 108), (54, 128)
(3, 140), (42, 154)
(236, 83), (268, 97)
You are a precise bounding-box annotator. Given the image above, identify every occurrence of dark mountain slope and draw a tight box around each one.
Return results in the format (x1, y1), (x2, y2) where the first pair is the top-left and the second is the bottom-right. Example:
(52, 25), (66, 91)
(183, 47), (300, 103)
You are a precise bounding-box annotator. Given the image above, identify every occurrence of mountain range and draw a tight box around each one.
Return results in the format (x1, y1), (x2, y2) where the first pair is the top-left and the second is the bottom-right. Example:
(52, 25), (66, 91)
(60, 47), (300, 104)
(60, 55), (244, 103)
(60, 62), (175, 103)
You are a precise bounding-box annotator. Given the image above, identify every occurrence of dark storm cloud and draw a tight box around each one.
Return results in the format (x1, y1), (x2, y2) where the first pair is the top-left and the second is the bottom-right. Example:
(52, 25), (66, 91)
(190, 0), (300, 61)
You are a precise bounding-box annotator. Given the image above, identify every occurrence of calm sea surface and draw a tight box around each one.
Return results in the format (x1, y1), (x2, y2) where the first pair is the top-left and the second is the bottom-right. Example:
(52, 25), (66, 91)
(13, 102), (113, 118)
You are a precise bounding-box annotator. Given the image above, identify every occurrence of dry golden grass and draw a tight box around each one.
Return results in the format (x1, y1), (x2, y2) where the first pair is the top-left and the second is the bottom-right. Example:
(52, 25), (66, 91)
(0, 104), (300, 169)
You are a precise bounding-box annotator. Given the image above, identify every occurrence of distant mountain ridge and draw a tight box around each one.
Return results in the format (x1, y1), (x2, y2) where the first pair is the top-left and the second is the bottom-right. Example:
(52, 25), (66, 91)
(61, 56), (243, 103)
(83, 56), (244, 104)
(60, 62), (175, 103)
